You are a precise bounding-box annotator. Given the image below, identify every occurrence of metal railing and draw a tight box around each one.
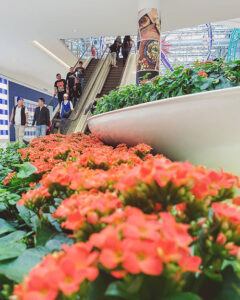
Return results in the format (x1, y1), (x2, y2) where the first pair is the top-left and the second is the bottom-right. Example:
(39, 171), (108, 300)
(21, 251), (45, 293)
(46, 95), (56, 108)
(119, 45), (135, 87)
(64, 46), (110, 134)
(68, 45), (109, 122)
(47, 44), (91, 123)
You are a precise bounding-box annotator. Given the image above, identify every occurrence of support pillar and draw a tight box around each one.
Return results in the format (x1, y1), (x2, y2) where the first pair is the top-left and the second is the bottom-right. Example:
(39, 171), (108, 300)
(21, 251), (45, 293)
(137, 0), (161, 84)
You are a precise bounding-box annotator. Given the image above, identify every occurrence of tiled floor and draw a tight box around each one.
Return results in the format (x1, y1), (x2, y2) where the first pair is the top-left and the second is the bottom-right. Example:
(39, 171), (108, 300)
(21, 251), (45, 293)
(0, 140), (9, 148)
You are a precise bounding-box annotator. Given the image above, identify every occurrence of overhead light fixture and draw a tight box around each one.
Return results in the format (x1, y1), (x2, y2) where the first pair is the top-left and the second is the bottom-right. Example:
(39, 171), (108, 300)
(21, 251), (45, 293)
(32, 40), (70, 69)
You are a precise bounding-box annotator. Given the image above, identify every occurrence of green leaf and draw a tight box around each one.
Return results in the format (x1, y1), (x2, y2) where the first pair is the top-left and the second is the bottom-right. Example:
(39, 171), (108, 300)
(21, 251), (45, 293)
(0, 202), (6, 212)
(17, 205), (37, 228)
(17, 163), (37, 179)
(105, 281), (140, 300)
(45, 233), (74, 251)
(161, 292), (202, 300)
(213, 266), (240, 300)
(203, 269), (222, 282)
(0, 219), (15, 235)
(0, 247), (48, 283)
(89, 271), (116, 300)
(35, 219), (59, 247)
(0, 231), (26, 261)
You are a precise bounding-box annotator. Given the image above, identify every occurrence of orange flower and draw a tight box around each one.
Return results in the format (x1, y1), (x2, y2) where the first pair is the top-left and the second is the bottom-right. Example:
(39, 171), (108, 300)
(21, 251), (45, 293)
(212, 202), (240, 225)
(198, 71), (208, 78)
(13, 243), (99, 299)
(3, 171), (16, 185)
(122, 239), (163, 275)
(178, 255), (201, 273)
(216, 233), (227, 245)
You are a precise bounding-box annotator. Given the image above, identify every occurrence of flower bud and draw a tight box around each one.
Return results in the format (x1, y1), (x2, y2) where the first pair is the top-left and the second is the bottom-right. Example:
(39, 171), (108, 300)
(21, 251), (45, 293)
(225, 230), (232, 240)
(221, 221), (229, 231)
(206, 239), (212, 248)
(197, 218), (206, 226)
(216, 233), (227, 245)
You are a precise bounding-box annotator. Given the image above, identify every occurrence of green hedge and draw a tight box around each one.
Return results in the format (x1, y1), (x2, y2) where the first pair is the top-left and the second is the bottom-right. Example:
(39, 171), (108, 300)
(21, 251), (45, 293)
(94, 60), (240, 115)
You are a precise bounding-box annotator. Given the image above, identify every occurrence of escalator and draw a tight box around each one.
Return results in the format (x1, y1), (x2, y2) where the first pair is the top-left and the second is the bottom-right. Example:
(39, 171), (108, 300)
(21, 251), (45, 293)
(99, 58), (124, 97)
(50, 58), (99, 134)
(65, 55), (127, 134)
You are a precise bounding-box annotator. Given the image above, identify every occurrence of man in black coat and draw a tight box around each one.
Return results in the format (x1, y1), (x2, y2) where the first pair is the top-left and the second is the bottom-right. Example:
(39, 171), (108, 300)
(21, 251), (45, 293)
(32, 98), (50, 138)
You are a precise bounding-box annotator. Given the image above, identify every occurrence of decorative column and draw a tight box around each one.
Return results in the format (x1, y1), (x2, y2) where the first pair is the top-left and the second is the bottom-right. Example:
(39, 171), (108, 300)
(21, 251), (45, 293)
(137, 0), (161, 84)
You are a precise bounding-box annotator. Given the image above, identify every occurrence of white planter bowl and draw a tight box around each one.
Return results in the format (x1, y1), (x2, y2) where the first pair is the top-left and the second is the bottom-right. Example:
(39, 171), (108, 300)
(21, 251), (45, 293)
(87, 87), (240, 175)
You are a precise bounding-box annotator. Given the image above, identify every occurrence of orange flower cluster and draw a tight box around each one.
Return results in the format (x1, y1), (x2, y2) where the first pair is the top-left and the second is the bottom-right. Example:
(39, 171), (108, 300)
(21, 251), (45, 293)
(13, 207), (201, 299)
(53, 191), (123, 239)
(10, 133), (240, 300)
(90, 207), (201, 277)
(115, 159), (238, 198)
(210, 202), (240, 257)
(213, 202), (240, 226)
(19, 153), (238, 213)
(18, 134), (151, 174)
(198, 70), (208, 78)
(13, 242), (99, 299)
(3, 171), (16, 185)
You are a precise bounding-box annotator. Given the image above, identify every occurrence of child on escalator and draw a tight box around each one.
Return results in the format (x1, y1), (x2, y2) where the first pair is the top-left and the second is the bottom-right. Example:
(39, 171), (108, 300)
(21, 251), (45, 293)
(60, 93), (74, 134)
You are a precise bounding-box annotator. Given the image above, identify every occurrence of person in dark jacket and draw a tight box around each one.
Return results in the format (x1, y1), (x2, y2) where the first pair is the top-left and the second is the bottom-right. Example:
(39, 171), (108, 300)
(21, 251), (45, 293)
(66, 67), (76, 100)
(75, 61), (85, 93)
(122, 35), (133, 66)
(110, 41), (119, 68)
(9, 96), (28, 143)
(32, 98), (50, 138)
(72, 77), (81, 108)
(115, 36), (122, 60)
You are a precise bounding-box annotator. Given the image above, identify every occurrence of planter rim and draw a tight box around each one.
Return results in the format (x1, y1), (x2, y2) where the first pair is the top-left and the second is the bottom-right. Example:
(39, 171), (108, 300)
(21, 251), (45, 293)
(87, 86), (240, 122)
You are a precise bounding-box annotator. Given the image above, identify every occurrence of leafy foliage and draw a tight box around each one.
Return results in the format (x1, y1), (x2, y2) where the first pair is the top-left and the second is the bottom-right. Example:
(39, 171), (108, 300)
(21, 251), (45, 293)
(94, 59), (240, 115)
(0, 142), (26, 183)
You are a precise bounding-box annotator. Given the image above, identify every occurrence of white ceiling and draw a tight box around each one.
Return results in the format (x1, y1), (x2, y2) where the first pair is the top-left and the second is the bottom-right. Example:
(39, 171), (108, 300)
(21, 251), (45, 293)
(0, 0), (240, 93)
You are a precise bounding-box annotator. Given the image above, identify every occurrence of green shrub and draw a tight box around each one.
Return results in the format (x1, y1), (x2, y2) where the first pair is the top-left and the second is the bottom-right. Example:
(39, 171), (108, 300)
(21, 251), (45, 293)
(94, 59), (240, 115)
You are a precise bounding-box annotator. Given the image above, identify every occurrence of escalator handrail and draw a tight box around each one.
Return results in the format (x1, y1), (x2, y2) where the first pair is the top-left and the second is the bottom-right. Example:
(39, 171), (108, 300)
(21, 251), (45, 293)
(46, 95), (56, 108)
(68, 45), (110, 122)
(118, 45), (134, 87)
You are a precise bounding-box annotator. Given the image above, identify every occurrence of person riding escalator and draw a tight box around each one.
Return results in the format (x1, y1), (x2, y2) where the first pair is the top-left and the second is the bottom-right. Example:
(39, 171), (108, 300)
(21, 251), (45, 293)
(60, 93), (74, 134)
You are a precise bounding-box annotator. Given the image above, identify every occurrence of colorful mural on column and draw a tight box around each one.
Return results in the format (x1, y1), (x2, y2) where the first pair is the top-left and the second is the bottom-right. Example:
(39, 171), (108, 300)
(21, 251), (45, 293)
(137, 8), (161, 84)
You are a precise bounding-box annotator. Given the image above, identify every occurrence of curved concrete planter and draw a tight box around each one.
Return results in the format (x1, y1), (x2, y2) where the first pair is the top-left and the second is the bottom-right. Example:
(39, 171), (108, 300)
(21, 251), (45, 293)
(87, 87), (240, 175)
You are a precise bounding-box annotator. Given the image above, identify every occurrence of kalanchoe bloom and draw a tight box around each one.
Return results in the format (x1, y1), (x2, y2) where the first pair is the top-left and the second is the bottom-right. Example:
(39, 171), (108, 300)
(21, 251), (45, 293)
(13, 243), (99, 300)
(9, 133), (240, 300)
(3, 171), (16, 185)
(17, 186), (50, 209)
(212, 202), (240, 226)
(198, 71), (208, 77)
(211, 202), (240, 257)
(216, 233), (227, 245)
(53, 191), (123, 238)
(232, 197), (240, 206)
(13, 207), (201, 299)
(90, 207), (201, 278)
(17, 133), (149, 175)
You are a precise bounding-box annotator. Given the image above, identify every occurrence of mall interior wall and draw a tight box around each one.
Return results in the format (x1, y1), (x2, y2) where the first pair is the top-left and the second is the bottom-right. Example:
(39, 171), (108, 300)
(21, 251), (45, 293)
(8, 81), (53, 141)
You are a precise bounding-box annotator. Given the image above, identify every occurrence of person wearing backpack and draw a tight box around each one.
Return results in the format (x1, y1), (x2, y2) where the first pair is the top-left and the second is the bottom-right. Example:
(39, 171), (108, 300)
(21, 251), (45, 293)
(60, 93), (74, 134)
